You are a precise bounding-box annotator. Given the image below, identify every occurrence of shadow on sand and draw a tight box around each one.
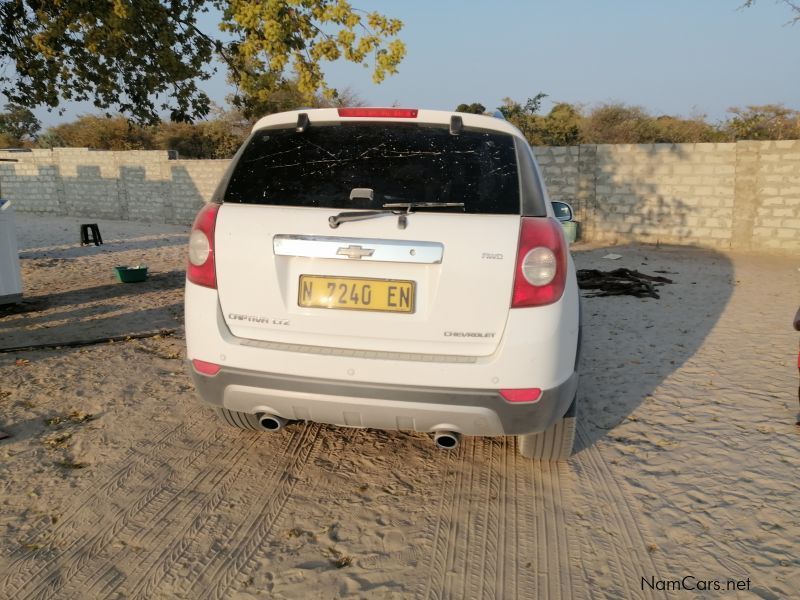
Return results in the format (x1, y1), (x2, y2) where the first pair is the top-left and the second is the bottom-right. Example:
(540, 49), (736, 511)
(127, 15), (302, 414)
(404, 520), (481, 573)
(571, 243), (734, 453)
(18, 234), (188, 260)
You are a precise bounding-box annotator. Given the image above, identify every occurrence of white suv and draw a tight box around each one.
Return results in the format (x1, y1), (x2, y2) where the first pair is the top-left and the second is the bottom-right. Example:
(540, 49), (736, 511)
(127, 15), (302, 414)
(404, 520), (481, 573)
(185, 108), (580, 460)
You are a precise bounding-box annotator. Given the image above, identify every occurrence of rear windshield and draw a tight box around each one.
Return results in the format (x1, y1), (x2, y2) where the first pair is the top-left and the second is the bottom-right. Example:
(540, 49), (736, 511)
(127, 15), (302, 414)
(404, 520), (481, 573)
(223, 123), (520, 214)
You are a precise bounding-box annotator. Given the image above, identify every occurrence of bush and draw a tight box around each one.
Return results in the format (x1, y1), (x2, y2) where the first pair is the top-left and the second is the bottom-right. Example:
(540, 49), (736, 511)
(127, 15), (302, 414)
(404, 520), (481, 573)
(40, 115), (154, 150)
(724, 105), (800, 141)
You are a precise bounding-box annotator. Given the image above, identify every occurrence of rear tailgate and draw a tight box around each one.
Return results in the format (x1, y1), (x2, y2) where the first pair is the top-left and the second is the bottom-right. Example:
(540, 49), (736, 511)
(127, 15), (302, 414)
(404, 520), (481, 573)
(213, 116), (525, 357)
(215, 205), (520, 356)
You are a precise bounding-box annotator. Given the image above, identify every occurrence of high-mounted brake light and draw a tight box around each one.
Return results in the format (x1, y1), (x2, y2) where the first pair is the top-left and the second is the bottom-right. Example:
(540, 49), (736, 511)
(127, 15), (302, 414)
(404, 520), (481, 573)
(337, 108), (418, 119)
(511, 217), (568, 308)
(186, 203), (219, 289)
(500, 388), (542, 403)
(192, 359), (221, 376)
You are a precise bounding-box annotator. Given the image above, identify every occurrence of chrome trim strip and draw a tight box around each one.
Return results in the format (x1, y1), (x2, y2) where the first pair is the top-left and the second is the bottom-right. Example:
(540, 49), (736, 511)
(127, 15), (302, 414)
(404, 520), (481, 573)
(237, 337), (477, 363)
(273, 235), (443, 264)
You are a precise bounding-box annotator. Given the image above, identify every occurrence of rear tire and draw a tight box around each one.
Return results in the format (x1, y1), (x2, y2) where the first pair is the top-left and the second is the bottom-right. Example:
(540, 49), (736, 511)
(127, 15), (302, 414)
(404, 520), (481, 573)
(216, 408), (261, 430)
(517, 395), (577, 461)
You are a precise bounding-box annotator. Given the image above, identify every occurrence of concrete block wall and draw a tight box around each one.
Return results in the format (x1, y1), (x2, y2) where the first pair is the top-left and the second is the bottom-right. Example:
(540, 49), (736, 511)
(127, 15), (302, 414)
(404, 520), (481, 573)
(749, 141), (800, 250)
(169, 160), (230, 225)
(0, 149), (60, 215)
(532, 146), (581, 202)
(1, 141), (799, 252)
(592, 143), (737, 247)
(532, 145), (594, 238)
(0, 148), (228, 227)
(536, 140), (799, 252)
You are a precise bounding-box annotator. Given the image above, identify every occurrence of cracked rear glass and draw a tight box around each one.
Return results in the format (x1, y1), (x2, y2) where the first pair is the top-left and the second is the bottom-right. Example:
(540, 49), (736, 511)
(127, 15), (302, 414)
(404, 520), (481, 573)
(223, 123), (520, 214)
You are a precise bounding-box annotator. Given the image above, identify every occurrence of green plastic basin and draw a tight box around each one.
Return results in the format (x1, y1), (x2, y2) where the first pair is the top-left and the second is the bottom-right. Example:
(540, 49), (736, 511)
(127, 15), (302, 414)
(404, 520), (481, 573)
(114, 265), (148, 283)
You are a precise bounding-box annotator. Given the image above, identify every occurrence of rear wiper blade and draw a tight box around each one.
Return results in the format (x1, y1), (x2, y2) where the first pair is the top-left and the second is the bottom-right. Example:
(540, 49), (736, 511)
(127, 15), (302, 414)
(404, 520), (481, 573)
(382, 202), (465, 211)
(329, 202), (465, 230)
(328, 210), (395, 229)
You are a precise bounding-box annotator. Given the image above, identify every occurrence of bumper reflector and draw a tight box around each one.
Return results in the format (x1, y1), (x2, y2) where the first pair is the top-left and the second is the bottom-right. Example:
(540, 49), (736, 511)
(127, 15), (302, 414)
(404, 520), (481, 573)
(192, 359), (221, 376)
(500, 388), (542, 403)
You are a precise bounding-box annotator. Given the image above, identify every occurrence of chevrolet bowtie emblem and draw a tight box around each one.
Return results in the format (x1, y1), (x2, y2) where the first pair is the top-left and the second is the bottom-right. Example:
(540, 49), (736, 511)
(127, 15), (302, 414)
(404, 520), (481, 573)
(336, 245), (375, 259)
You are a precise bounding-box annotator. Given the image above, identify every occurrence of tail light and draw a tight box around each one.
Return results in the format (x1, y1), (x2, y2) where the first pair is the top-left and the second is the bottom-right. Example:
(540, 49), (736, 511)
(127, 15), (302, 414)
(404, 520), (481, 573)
(511, 217), (567, 308)
(187, 203), (220, 289)
(337, 108), (418, 118)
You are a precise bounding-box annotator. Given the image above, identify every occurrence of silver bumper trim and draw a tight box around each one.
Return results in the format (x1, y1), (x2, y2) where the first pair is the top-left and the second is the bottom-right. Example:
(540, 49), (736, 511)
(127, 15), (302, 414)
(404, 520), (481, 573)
(190, 363), (578, 436)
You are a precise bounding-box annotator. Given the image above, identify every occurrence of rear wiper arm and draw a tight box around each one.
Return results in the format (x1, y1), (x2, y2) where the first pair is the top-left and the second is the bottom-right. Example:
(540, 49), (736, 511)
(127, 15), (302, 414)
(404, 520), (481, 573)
(329, 202), (465, 230)
(329, 210), (395, 229)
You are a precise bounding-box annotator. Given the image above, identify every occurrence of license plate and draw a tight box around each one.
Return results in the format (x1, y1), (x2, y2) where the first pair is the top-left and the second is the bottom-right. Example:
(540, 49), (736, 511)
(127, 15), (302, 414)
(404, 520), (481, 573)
(298, 275), (415, 313)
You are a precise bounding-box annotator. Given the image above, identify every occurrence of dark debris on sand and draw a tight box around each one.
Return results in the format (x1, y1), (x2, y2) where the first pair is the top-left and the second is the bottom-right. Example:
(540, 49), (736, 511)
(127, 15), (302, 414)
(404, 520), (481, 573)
(577, 268), (674, 299)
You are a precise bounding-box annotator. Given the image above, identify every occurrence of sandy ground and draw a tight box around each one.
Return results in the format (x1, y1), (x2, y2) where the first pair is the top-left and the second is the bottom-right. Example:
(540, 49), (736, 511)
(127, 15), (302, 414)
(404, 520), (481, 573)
(0, 215), (798, 599)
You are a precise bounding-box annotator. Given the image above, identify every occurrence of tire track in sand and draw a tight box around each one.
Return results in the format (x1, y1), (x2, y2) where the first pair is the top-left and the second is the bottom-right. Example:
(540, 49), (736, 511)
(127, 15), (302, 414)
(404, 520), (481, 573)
(416, 425), (669, 599)
(463, 438), (499, 600)
(13, 424), (225, 600)
(419, 436), (587, 600)
(179, 422), (322, 600)
(572, 425), (669, 599)
(60, 430), (269, 599)
(117, 425), (306, 600)
(0, 420), (209, 598)
(418, 440), (463, 600)
(529, 456), (581, 599)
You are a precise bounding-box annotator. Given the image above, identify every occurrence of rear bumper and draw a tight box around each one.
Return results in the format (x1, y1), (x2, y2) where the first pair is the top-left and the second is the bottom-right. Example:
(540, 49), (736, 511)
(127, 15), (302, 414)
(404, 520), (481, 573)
(189, 363), (578, 436)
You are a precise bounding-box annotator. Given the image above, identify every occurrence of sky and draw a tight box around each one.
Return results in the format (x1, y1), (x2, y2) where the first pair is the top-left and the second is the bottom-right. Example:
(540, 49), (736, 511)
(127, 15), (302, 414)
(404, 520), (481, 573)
(31, 0), (800, 127)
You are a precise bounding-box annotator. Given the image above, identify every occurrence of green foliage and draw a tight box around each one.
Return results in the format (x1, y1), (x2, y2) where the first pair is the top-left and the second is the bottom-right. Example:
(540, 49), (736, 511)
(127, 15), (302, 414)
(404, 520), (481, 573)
(32, 100), (800, 156)
(232, 78), (311, 119)
(36, 108), (250, 158)
(455, 103), (486, 114)
(723, 104), (800, 140)
(579, 103), (658, 144)
(497, 94), (548, 144)
(154, 122), (222, 159)
(578, 103), (725, 144)
(230, 77), (365, 120)
(495, 98), (753, 146)
(538, 103), (581, 146)
(497, 94), (547, 135)
(650, 115), (724, 143)
(222, 0), (405, 112)
(0, 102), (40, 145)
(33, 130), (64, 150)
(154, 108), (250, 158)
(497, 94), (547, 121)
(0, 0), (215, 124)
(0, 132), (18, 147)
(0, 1), (404, 124)
(497, 95), (582, 146)
(41, 116), (155, 150)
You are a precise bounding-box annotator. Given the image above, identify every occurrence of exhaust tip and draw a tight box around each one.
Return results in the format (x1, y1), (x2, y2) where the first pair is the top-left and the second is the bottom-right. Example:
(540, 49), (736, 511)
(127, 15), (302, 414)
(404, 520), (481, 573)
(257, 413), (287, 432)
(433, 431), (461, 450)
